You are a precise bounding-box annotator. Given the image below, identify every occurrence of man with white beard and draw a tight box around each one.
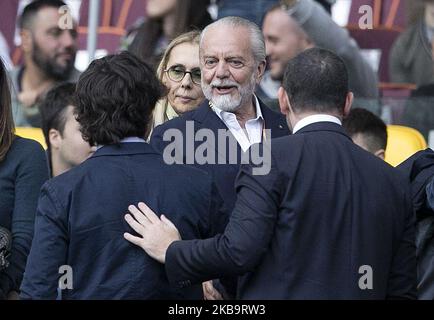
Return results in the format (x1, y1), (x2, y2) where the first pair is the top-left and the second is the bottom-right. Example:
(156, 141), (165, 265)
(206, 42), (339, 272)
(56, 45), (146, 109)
(151, 16), (289, 212)
(150, 16), (289, 299)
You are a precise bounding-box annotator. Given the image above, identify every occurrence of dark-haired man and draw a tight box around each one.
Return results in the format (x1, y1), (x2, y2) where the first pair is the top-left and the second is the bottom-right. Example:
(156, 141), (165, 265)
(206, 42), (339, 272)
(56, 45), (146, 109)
(39, 82), (95, 177)
(10, 0), (80, 127)
(20, 52), (227, 299)
(125, 48), (417, 299)
(343, 108), (388, 159)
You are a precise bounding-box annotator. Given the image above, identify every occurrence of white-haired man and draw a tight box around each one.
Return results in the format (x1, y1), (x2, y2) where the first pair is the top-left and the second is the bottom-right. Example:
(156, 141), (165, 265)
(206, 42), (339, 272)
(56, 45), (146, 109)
(150, 16), (290, 298)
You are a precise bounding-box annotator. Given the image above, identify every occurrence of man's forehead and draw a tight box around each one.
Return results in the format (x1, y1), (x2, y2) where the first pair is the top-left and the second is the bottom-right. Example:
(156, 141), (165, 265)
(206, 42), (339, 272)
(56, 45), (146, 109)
(200, 26), (251, 56)
(33, 6), (75, 29)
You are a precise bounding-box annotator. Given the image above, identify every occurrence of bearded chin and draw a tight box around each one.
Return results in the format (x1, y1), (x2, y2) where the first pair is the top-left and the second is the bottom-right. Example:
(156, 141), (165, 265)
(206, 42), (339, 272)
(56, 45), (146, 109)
(202, 83), (242, 112)
(202, 73), (258, 113)
(211, 93), (242, 112)
(32, 45), (74, 81)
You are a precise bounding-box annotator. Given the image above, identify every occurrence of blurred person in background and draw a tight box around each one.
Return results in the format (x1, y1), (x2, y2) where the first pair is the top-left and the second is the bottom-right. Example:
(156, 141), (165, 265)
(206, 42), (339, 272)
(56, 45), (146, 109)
(148, 30), (204, 137)
(39, 82), (96, 177)
(126, 0), (212, 69)
(400, 81), (434, 141)
(216, 0), (278, 26)
(390, 0), (434, 86)
(259, 0), (378, 111)
(0, 57), (48, 300)
(216, 0), (334, 27)
(10, 0), (80, 128)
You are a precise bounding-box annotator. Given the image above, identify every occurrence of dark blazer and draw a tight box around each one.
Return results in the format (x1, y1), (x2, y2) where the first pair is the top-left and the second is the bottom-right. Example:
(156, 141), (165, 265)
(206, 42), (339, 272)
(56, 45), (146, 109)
(0, 137), (48, 298)
(398, 148), (434, 299)
(150, 99), (290, 212)
(165, 122), (417, 299)
(19, 142), (227, 299)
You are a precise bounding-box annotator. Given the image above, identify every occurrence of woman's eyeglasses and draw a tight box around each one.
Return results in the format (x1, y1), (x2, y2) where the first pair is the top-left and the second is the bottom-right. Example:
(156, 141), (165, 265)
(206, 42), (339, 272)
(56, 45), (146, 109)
(164, 65), (201, 85)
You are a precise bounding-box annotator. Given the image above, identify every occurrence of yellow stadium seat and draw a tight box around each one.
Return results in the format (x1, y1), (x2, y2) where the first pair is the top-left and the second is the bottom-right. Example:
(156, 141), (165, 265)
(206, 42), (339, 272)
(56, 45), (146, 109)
(15, 127), (47, 149)
(385, 125), (427, 166)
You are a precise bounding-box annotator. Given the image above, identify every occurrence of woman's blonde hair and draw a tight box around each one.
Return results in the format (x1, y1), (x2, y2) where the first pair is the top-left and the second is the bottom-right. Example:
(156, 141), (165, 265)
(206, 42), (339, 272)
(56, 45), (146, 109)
(156, 30), (201, 83)
(147, 30), (201, 139)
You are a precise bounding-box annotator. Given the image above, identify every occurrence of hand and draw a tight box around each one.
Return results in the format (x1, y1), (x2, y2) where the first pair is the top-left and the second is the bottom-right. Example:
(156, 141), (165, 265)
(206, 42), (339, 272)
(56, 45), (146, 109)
(202, 281), (223, 300)
(18, 83), (51, 108)
(123, 202), (181, 263)
(18, 90), (41, 108)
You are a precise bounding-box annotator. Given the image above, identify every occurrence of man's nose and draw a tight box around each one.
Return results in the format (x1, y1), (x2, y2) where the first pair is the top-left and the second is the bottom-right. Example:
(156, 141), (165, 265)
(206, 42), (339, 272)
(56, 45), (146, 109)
(59, 30), (77, 49)
(215, 61), (230, 79)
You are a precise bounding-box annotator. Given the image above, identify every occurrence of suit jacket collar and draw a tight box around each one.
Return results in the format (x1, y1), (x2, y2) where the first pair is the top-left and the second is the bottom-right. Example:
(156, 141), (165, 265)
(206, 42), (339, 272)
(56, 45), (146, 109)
(90, 142), (158, 159)
(295, 121), (352, 141)
(192, 99), (287, 138)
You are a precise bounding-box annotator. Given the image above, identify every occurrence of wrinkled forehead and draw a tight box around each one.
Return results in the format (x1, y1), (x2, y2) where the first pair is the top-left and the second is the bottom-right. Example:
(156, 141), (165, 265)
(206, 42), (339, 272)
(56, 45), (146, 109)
(200, 24), (253, 59)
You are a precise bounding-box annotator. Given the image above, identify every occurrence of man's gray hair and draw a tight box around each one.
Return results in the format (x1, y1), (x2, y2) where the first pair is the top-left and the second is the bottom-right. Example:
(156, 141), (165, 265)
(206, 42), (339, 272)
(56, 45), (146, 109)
(200, 16), (266, 65)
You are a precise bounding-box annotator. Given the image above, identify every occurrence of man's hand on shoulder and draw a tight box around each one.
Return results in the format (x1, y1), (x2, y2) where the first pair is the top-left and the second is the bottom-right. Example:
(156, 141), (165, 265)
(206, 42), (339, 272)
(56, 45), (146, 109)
(123, 202), (181, 263)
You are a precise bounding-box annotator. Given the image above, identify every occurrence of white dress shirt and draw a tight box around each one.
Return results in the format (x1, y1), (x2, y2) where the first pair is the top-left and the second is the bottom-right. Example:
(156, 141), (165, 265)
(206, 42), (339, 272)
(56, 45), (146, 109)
(211, 95), (264, 152)
(292, 114), (342, 134)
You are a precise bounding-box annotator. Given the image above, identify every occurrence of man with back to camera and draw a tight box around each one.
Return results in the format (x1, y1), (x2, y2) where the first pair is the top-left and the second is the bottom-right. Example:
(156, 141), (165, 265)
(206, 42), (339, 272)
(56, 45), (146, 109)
(20, 52), (227, 299)
(125, 48), (417, 299)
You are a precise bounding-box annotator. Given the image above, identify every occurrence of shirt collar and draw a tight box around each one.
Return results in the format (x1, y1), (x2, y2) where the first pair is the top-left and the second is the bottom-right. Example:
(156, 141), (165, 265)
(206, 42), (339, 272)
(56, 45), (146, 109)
(96, 137), (146, 150)
(211, 94), (264, 122)
(292, 114), (342, 134)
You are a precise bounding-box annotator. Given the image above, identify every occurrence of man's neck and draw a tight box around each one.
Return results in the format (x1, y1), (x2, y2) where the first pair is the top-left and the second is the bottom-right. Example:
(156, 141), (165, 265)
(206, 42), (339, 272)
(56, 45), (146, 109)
(21, 60), (54, 92)
(51, 154), (72, 177)
(233, 97), (257, 128)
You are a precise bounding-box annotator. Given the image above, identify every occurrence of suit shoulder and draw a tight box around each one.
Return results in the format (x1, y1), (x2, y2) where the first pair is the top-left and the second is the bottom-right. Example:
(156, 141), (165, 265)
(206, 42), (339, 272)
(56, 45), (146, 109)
(44, 158), (94, 194)
(4, 137), (47, 174)
(10, 136), (45, 157)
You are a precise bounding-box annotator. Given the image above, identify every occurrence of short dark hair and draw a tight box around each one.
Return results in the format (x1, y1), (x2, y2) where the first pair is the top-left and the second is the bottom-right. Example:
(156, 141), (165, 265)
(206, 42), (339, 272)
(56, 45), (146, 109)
(282, 48), (349, 115)
(39, 82), (76, 149)
(19, 0), (66, 29)
(75, 51), (164, 146)
(343, 108), (388, 153)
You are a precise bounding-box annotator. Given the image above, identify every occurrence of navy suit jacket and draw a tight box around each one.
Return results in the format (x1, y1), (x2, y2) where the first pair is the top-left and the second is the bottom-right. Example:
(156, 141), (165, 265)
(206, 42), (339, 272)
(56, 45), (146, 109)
(150, 99), (290, 212)
(20, 143), (227, 299)
(165, 122), (417, 299)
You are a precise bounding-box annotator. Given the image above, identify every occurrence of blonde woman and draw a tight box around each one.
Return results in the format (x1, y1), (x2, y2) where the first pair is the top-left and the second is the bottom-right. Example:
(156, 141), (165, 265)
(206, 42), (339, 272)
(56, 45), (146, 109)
(148, 30), (204, 137)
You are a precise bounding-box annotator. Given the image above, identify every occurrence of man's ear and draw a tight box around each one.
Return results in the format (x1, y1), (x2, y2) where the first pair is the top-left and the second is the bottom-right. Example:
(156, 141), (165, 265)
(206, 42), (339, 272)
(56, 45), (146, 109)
(20, 29), (33, 53)
(343, 92), (354, 117)
(374, 149), (386, 160)
(49, 129), (62, 150)
(256, 60), (267, 83)
(278, 87), (290, 115)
